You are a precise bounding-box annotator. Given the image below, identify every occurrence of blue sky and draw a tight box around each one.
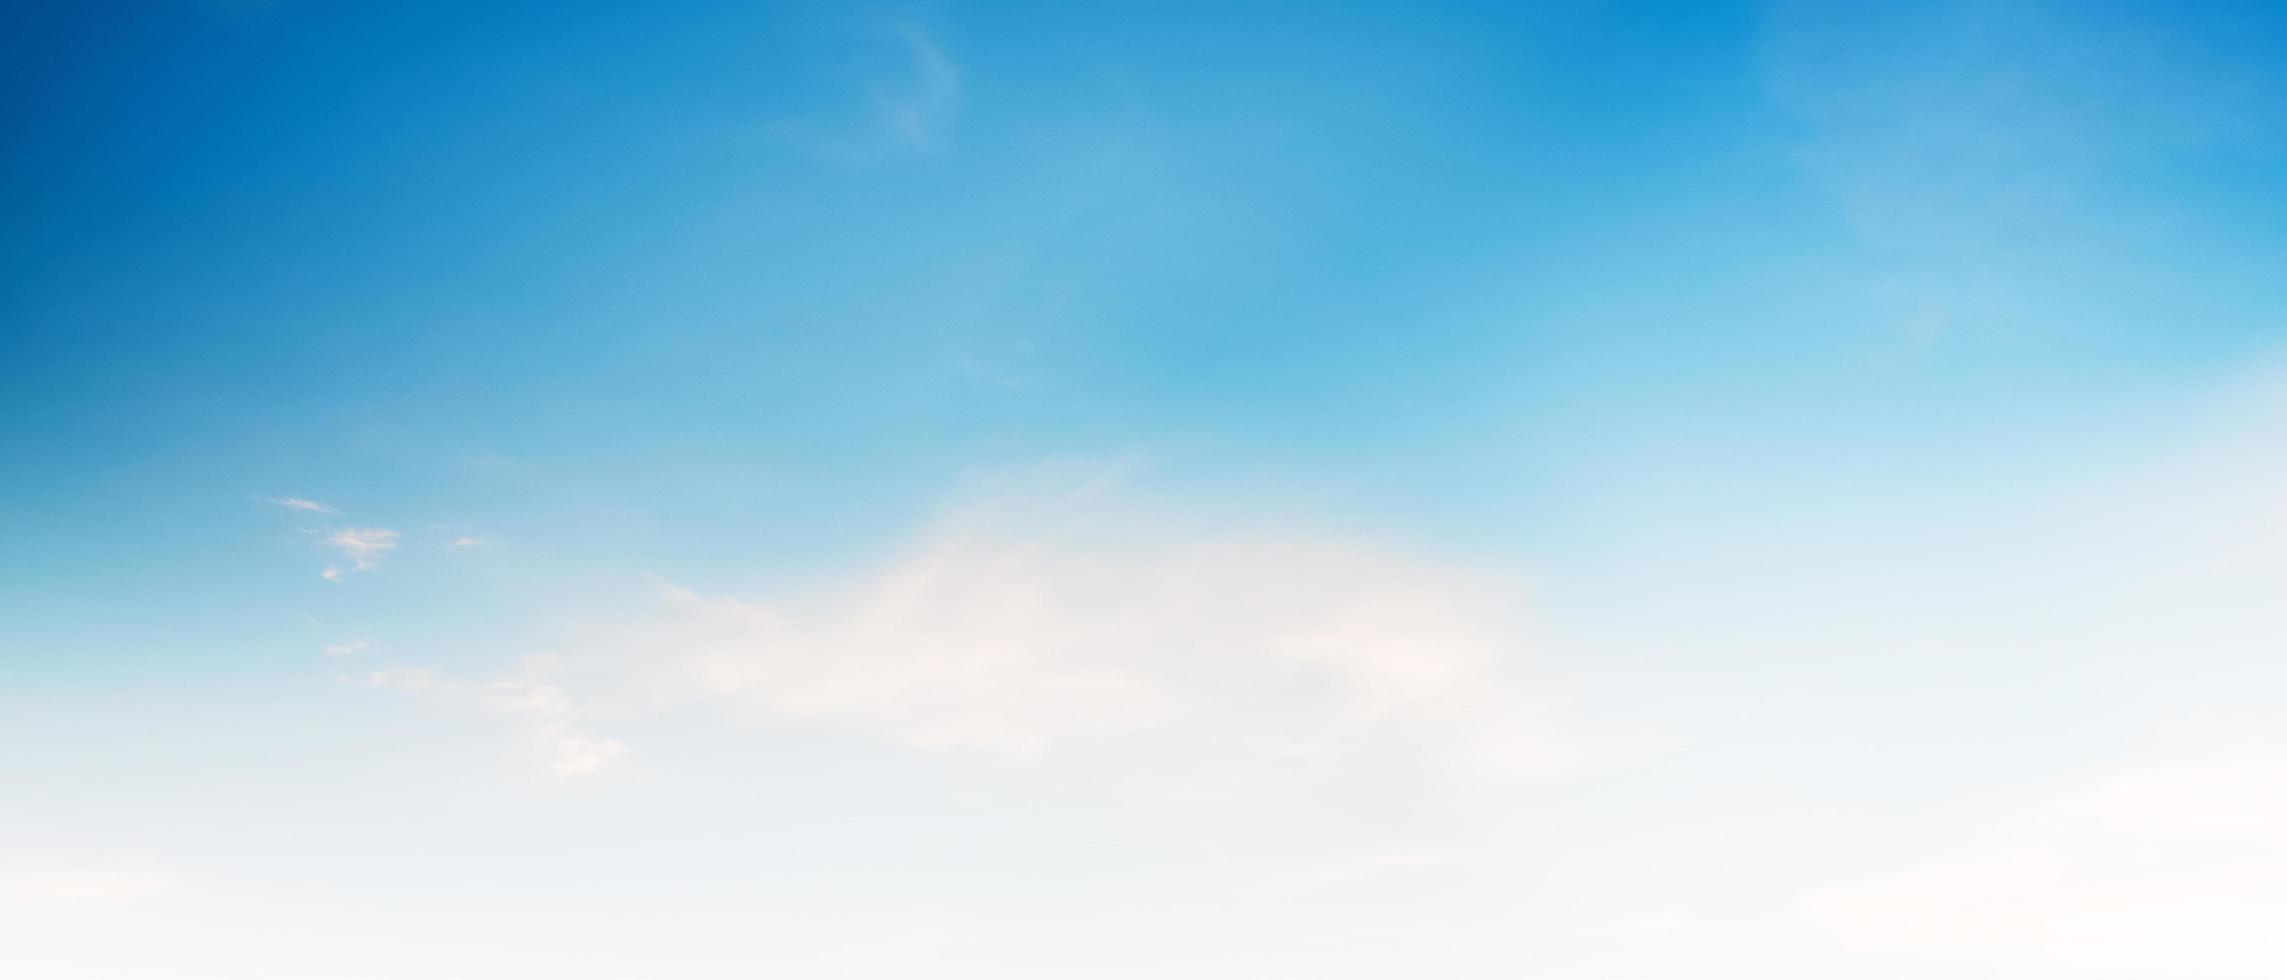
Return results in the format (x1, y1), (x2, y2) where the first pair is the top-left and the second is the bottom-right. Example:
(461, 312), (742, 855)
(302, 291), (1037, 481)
(6, 1), (2287, 977)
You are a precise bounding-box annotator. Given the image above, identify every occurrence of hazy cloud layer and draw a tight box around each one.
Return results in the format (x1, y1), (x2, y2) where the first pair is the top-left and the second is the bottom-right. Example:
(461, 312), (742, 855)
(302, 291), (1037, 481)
(372, 468), (1580, 791)
(1801, 738), (2287, 974)
(0, 871), (171, 910)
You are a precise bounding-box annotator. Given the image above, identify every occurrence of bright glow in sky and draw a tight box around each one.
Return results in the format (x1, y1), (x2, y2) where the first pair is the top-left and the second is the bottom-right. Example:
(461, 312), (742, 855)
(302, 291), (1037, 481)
(5, 2), (2287, 977)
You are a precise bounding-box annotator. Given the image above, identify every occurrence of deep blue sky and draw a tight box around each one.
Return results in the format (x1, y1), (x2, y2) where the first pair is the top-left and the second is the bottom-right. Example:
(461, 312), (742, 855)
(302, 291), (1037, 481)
(7, 0), (2286, 664)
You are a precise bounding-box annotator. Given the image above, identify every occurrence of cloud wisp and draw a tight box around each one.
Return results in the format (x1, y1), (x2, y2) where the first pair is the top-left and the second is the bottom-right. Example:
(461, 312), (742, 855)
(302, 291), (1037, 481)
(872, 24), (961, 154)
(322, 527), (399, 581)
(367, 661), (627, 779)
(368, 467), (1582, 792)
(269, 496), (401, 581)
(777, 22), (963, 164)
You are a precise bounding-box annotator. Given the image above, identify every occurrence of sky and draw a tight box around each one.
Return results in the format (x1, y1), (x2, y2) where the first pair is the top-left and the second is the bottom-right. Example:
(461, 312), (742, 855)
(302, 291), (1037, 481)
(4, 1), (2287, 977)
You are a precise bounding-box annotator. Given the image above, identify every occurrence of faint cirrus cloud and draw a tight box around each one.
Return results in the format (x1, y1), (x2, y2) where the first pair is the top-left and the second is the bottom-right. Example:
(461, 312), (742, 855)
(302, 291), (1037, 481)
(776, 22), (963, 164)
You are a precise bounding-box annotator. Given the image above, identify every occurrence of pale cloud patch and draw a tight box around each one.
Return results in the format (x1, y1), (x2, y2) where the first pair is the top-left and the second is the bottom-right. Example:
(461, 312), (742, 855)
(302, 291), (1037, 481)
(374, 464), (1587, 794)
(608, 504), (1569, 788)
(0, 871), (171, 910)
(322, 639), (370, 657)
(367, 662), (626, 779)
(270, 496), (336, 514)
(449, 536), (496, 549)
(1799, 737), (2287, 975)
(324, 526), (399, 577)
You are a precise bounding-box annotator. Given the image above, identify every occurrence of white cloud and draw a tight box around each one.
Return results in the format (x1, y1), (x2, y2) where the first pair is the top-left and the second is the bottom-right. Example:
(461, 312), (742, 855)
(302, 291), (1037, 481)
(373, 465), (1583, 792)
(323, 639), (370, 657)
(449, 536), (496, 549)
(0, 871), (170, 910)
(270, 496), (336, 514)
(1799, 737), (2287, 975)
(324, 526), (399, 577)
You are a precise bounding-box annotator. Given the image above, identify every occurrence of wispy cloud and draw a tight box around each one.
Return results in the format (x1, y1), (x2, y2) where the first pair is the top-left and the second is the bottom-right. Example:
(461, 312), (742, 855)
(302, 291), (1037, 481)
(778, 22), (963, 163)
(367, 662), (626, 778)
(268, 497), (402, 580)
(370, 463), (1588, 793)
(323, 639), (370, 657)
(873, 23), (961, 154)
(322, 526), (399, 580)
(448, 536), (496, 549)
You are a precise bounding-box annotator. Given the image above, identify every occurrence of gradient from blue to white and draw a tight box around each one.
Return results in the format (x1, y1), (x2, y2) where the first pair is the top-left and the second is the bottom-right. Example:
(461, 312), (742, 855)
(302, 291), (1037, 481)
(5, 1), (2287, 977)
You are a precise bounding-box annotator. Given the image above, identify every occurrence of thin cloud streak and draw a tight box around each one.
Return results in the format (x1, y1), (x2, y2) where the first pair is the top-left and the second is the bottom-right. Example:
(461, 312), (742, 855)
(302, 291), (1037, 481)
(874, 24), (961, 153)
(775, 22), (963, 164)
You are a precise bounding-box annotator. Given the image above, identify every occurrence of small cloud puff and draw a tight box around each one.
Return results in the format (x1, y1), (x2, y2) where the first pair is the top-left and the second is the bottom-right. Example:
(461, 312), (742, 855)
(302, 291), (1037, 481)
(324, 526), (399, 578)
(323, 639), (370, 657)
(269, 497), (399, 580)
